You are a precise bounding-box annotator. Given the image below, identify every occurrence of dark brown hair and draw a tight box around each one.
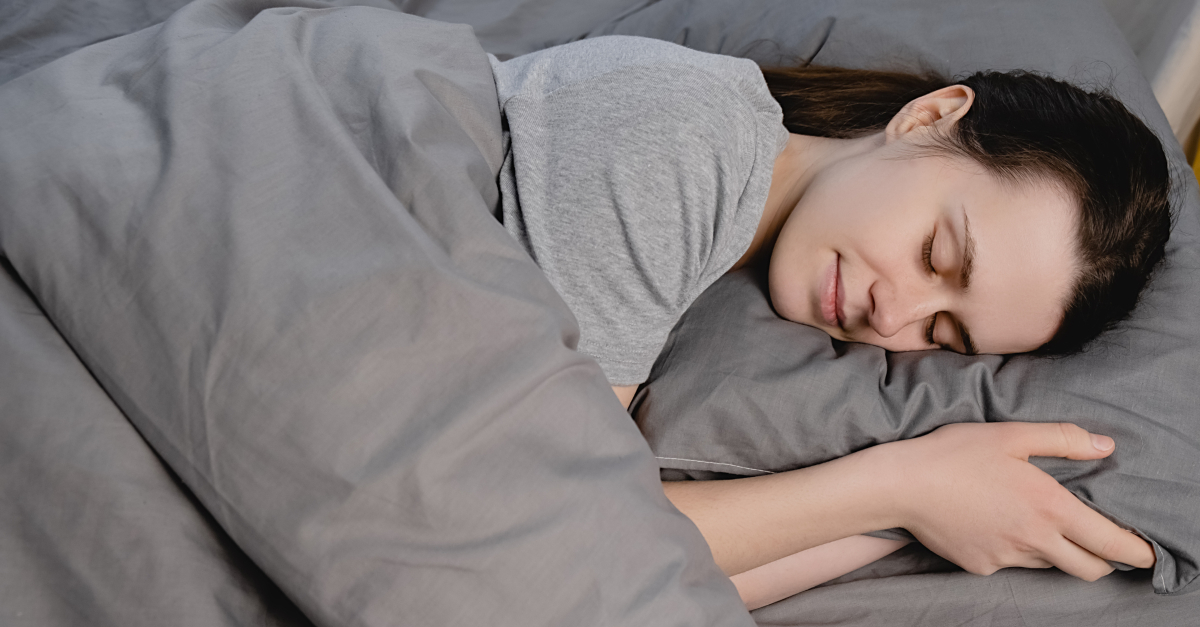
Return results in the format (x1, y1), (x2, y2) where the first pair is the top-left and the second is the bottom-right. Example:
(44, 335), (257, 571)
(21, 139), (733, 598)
(760, 65), (1173, 354)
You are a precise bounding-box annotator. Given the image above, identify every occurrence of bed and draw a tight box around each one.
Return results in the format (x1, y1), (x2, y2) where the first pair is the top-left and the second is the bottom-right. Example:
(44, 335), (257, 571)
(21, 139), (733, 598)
(1, 1), (1199, 626)
(1104, 0), (1200, 158)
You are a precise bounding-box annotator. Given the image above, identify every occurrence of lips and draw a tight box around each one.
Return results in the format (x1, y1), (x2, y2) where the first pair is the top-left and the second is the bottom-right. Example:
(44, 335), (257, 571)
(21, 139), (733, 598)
(835, 257), (846, 327)
(820, 254), (841, 328)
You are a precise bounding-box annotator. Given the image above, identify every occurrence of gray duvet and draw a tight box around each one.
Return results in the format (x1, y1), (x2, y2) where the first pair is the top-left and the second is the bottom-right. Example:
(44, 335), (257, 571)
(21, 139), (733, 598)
(0, 1), (749, 626)
(2, 0), (1199, 626)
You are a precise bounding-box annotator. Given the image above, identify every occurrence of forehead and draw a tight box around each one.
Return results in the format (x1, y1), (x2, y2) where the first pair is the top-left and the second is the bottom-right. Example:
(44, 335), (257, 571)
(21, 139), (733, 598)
(953, 170), (1078, 354)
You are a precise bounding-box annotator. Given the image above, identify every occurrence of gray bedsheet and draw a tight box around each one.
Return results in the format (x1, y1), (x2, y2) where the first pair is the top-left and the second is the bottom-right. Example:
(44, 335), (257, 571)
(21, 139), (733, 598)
(3, 0), (1199, 626)
(0, 1), (752, 626)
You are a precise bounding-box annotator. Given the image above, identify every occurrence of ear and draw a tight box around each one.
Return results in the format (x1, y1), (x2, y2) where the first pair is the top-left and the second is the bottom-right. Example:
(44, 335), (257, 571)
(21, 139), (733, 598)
(885, 85), (975, 143)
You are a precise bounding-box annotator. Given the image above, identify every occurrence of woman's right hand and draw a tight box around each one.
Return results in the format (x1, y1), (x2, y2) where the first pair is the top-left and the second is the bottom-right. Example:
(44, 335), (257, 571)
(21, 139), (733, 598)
(875, 421), (1156, 581)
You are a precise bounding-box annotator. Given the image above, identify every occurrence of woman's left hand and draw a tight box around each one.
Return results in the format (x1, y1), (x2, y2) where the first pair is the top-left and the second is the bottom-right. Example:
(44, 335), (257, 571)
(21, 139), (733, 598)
(875, 421), (1156, 581)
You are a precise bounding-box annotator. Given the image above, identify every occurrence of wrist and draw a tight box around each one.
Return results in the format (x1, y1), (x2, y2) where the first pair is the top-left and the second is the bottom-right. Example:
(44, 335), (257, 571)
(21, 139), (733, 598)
(783, 442), (913, 539)
(851, 441), (913, 533)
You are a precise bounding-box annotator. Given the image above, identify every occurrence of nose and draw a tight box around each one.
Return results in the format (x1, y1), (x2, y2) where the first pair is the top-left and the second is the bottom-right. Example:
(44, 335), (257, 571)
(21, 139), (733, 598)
(868, 279), (940, 339)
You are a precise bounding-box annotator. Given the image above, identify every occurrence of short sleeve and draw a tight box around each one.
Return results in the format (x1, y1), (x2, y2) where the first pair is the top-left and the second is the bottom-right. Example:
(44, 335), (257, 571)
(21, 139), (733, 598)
(493, 38), (787, 385)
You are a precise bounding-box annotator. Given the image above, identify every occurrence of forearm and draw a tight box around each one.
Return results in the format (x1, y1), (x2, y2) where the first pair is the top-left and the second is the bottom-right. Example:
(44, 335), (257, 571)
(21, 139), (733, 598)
(665, 422), (1157, 587)
(730, 535), (910, 611)
(661, 446), (899, 576)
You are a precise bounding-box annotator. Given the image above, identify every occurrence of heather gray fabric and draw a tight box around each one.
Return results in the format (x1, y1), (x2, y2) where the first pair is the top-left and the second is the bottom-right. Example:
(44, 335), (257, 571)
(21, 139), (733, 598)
(0, 260), (313, 627)
(0, 2), (754, 626)
(492, 36), (788, 385)
(611, 0), (1200, 600)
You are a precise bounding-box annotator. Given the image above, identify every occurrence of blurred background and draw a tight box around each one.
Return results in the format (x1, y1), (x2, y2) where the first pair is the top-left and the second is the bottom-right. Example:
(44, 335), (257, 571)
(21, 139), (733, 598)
(1104, 0), (1200, 179)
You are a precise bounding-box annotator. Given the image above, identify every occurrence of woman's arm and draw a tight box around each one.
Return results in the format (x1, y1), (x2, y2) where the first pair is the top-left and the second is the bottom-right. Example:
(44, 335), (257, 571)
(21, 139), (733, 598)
(663, 422), (1155, 581)
(731, 535), (909, 611)
(612, 385), (638, 409)
(662, 442), (899, 575)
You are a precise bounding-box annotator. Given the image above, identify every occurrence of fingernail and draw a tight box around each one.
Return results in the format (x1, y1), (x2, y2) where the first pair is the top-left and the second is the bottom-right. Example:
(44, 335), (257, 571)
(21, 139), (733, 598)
(1091, 434), (1115, 451)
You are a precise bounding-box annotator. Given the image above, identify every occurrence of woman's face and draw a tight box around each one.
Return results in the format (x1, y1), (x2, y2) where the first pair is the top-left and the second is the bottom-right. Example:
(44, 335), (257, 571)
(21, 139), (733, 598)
(768, 144), (1079, 355)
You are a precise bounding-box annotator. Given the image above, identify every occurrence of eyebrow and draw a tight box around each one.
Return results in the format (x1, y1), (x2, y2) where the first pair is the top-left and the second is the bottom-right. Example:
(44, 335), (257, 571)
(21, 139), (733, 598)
(961, 212), (976, 291)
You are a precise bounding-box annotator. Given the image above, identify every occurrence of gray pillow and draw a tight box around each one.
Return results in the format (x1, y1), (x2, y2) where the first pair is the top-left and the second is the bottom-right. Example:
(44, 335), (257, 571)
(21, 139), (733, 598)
(606, 0), (1200, 595)
(0, 1), (754, 625)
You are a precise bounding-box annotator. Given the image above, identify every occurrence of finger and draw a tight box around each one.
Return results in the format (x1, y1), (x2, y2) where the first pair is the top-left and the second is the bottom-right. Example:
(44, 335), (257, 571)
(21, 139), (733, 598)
(1002, 422), (1115, 461)
(1011, 556), (1054, 570)
(1040, 536), (1115, 582)
(1062, 506), (1157, 569)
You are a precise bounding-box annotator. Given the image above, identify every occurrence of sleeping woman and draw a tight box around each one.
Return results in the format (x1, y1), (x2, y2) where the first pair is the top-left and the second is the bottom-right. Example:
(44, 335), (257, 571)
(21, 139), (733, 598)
(488, 36), (1171, 609)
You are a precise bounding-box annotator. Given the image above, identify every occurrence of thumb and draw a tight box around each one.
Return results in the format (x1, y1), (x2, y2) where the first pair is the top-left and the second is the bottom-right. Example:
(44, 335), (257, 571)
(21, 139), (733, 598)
(1007, 422), (1115, 461)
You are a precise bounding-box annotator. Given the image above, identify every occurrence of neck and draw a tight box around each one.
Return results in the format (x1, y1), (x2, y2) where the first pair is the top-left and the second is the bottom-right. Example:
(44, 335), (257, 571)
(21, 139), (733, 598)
(734, 132), (882, 270)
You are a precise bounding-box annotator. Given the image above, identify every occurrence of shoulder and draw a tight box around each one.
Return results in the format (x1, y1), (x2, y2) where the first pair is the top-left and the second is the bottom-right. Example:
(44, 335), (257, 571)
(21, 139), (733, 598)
(491, 36), (781, 123)
(494, 36), (785, 177)
(492, 38), (790, 386)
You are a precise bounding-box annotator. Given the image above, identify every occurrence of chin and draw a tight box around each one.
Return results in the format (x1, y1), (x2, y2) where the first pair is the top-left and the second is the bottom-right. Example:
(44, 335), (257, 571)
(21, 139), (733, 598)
(770, 291), (820, 331)
(767, 253), (828, 332)
(766, 277), (803, 324)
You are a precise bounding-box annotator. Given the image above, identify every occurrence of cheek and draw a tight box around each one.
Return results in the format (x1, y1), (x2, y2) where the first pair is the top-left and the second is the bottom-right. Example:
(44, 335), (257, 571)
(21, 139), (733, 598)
(766, 245), (809, 323)
(801, 174), (869, 227)
(799, 178), (907, 253)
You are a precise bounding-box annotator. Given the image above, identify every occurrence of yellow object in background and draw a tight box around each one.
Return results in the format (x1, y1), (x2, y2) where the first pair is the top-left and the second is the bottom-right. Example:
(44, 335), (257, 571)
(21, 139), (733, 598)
(1191, 123), (1200, 184)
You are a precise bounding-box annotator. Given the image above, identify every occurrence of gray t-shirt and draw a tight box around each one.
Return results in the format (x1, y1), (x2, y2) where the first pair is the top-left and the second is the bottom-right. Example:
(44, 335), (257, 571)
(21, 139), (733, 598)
(490, 36), (789, 385)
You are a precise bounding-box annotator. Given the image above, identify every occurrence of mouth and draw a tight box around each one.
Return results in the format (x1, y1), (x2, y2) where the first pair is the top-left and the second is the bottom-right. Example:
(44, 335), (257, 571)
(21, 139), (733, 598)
(836, 257), (846, 327)
(820, 254), (844, 329)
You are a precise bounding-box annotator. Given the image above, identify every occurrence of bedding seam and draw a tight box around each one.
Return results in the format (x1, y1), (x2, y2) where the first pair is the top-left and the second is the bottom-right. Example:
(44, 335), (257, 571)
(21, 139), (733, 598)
(655, 456), (774, 475)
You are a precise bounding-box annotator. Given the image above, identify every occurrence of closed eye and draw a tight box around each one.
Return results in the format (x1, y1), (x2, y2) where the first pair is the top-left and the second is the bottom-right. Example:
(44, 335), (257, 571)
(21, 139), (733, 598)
(923, 230), (950, 349)
(926, 313), (963, 351)
(922, 231), (935, 273)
